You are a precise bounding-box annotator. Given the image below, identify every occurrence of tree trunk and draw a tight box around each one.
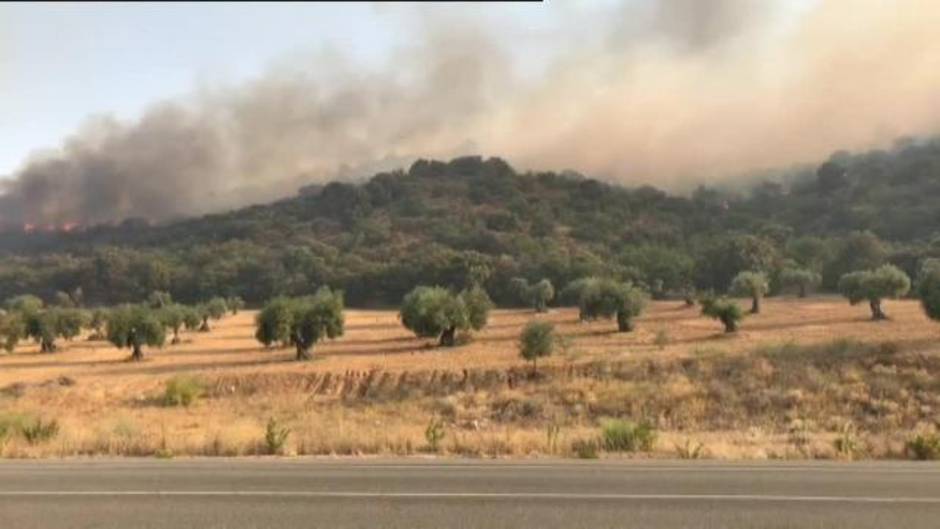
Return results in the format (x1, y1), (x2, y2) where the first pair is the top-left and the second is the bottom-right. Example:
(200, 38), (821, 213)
(439, 326), (456, 347)
(41, 339), (56, 353)
(199, 317), (210, 332)
(870, 299), (887, 320)
(295, 344), (312, 361)
(130, 343), (144, 362)
(171, 328), (181, 345)
(616, 311), (634, 332)
(798, 284), (807, 298)
(751, 296), (761, 314)
(685, 296), (695, 307)
(723, 317), (738, 333)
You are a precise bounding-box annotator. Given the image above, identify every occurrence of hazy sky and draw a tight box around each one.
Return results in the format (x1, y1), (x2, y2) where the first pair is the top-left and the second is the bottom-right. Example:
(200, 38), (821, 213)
(11, 0), (940, 227)
(0, 1), (576, 177)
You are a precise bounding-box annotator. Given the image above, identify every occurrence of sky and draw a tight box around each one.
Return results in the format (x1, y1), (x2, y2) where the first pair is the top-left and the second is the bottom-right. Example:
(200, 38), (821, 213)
(6, 0), (940, 226)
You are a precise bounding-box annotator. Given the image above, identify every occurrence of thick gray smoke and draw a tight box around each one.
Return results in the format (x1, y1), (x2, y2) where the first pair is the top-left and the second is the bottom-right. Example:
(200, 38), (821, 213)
(3, 0), (940, 226)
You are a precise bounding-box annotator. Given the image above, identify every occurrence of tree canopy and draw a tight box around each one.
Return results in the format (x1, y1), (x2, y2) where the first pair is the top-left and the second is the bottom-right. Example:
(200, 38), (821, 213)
(254, 287), (345, 360)
(838, 264), (911, 320)
(106, 305), (166, 361)
(399, 285), (491, 346)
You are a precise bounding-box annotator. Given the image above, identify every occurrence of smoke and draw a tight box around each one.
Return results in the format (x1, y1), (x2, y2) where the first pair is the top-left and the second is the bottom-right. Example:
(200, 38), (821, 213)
(3, 0), (940, 225)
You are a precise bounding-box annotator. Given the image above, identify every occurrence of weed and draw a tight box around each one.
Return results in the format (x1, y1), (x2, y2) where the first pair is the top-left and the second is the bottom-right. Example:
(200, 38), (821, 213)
(264, 417), (291, 455)
(907, 433), (940, 460)
(674, 438), (705, 459)
(21, 418), (59, 445)
(425, 417), (446, 453)
(163, 376), (205, 407)
(545, 419), (561, 454)
(654, 329), (670, 350)
(571, 438), (599, 459)
(833, 422), (861, 460)
(601, 419), (656, 452)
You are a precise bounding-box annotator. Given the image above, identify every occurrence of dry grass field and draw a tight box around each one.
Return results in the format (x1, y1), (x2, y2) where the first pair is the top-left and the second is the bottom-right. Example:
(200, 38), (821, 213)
(1, 297), (940, 459)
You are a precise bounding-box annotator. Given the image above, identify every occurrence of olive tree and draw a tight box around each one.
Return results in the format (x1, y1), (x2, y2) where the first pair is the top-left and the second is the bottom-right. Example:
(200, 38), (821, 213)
(838, 264), (911, 320)
(779, 267), (821, 298)
(227, 296), (245, 315)
(399, 285), (492, 347)
(730, 271), (769, 314)
(158, 304), (187, 344)
(198, 297), (229, 331)
(89, 308), (109, 340)
(4, 294), (43, 313)
(57, 308), (89, 341)
(23, 308), (64, 353)
(106, 305), (166, 361)
(510, 278), (555, 312)
(577, 278), (648, 332)
(254, 287), (345, 360)
(701, 296), (744, 333)
(917, 259), (940, 324)
(0, 311), (24, 353)
(519, 320), (555, 374)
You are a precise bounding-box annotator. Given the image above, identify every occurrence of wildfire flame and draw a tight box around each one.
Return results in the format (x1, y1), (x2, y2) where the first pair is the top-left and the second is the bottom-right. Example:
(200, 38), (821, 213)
(20, 222), (81, 234)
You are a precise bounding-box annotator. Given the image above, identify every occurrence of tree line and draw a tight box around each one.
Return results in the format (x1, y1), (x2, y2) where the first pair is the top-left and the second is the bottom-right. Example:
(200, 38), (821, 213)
(3, 255), (940, 364)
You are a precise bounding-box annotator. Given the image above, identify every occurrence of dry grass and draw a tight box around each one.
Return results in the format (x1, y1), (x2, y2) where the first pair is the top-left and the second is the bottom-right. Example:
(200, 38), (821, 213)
(0, 297), (938, 459)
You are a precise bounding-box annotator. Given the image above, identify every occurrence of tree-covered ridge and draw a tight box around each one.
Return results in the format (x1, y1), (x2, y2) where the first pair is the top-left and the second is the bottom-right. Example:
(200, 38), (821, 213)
(2, 137), (940, 307)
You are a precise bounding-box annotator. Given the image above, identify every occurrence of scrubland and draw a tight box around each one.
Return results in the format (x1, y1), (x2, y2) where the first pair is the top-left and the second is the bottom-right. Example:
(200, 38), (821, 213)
(1, 297), (940, 460)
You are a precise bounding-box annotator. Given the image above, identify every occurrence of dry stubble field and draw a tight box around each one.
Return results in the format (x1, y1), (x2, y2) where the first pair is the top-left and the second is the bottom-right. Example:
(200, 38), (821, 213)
(1, 297), (939, 459)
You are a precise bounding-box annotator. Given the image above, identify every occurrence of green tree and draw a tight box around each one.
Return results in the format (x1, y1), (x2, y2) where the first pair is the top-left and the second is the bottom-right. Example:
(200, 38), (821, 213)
(158, 304), (186, 344)
(779, 267), (822, 298)
(0, 311), (24, 352)
(917, 259), (940, 324)
(701, 296), (744, 333)
(227, 296), (245, 315)
(578, 278), (648, 332)
(730, 271), (769, 314)
(400, 286), (490, 347)
(89, 308), (109, 340)
(254, 287), (345, 360)
(519, 320), (555, 374)
(197, 297), (229, 332)
(510, 278), (555, 312)
(54, 291), (76, 308)
(838, 264), (911, 320)
(106, 305), (166, 361)
(4, 294), (43, 313)
(57, 308), (89, 341)
(181, 305), (202, 332)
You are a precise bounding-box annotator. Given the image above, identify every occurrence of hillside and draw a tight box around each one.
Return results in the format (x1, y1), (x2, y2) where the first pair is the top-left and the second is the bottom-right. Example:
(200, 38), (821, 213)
(2, 137), (940, 307)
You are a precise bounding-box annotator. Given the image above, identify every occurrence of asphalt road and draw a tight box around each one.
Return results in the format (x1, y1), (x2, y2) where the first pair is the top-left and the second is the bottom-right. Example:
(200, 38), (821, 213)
(2, 459), (940, 529)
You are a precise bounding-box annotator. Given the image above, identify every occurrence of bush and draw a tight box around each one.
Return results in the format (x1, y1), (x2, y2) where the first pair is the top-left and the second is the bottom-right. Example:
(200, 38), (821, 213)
(21, 418), (60, 445)
(425, 417), (446, 453)
(163, 376), (205, 407)
(519, 321), (555, 372)
(264, 417), (291, 455)
(907, 433), (940, 460)
(601, 419), (656, 452)
(571, 438), (600, 459)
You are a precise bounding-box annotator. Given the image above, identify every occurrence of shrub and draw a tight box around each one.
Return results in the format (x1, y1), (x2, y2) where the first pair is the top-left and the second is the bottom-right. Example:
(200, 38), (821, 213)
(21, 417), (60, 445)
(519, 321), (555, 373)
(674, 439), (705, 459)
(163, 376), (205, 407)
(571, 438), (599, 459)
(700, 296), (744, 333)
(264, 417), (291, 455)
(400, 285), (491, 347)
(425, 417), (446, 453)
(577, 278), (648, 332)
(730, 271), (769, 314)
(601, 419), (656, 452)
(907, 433), (940, 461)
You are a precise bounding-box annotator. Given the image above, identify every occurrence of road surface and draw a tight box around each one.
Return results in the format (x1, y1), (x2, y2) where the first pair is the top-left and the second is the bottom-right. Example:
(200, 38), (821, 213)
(2, 459), (940, 528)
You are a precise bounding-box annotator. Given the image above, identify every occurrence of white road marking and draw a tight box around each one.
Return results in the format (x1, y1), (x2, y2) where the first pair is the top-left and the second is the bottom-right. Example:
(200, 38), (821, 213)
(1, 491), (939, 504)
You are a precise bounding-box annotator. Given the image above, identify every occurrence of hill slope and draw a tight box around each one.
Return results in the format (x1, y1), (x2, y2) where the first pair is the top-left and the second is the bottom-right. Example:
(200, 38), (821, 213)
(2, 138), (940, 306)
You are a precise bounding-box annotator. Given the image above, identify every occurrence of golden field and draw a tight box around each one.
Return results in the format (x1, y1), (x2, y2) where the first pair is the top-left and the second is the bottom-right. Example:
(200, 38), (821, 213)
(1, 297), (939, 459)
